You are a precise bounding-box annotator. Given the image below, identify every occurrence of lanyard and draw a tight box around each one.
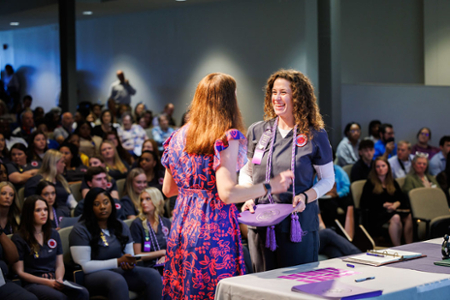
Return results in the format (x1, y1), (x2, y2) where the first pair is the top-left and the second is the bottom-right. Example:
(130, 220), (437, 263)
(397, 158), (406, 172)
(265, 117), (297, 204)
(145, 218), (166, 252)
(52, 207), (59, 228)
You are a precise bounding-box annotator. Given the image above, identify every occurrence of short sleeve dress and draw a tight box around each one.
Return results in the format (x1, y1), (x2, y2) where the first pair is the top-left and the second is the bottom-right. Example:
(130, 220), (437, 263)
(161, 125), (247, 300)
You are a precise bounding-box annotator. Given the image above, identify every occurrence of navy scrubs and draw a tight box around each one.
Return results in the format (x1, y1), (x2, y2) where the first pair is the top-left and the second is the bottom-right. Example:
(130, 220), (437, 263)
(246, 119), (333, 272)
(69, 220), (162, 300)
(6, 160), (41, 190)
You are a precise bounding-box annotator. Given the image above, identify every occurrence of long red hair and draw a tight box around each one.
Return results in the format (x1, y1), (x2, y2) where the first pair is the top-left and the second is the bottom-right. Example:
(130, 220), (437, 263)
(185, 73), (245, 155)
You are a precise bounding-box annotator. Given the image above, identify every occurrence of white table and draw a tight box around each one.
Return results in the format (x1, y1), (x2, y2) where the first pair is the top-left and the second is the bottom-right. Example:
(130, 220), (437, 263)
(215, 254), (450, 300)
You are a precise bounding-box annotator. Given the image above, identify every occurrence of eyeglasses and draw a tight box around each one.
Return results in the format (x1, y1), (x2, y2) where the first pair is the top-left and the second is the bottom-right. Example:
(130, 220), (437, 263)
(415, 151), (429, 158)
(420, 132), (430, 137)
(350, 129), (360, 134)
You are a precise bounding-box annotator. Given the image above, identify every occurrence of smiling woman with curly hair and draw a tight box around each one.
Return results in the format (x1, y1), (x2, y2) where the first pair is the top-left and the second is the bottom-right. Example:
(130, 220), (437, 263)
(240, 69), (335, 272)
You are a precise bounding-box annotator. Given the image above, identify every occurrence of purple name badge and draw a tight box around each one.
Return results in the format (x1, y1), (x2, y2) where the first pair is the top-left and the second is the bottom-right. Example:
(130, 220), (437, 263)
(143, 241), (151, 252)
(252, 131), (272, 165)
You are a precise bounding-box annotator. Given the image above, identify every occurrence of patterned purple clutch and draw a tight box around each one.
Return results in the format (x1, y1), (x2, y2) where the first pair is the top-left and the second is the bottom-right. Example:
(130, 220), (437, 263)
(238, 203), (294, 227)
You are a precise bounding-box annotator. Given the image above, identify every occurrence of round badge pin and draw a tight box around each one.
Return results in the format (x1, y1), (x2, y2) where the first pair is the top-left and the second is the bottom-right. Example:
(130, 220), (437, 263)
(31, 161), (38, 167)
(296, 134), (308, 147)
(106, 182), (112, 189)
(159, 178), (164, 185)
(48, 239), (57, 249)
(115, 203), (121, 210)
(162, 226), (169, 236)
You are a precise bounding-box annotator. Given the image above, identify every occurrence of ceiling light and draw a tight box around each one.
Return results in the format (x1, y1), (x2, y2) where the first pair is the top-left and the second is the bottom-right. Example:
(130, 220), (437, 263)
(83, 11), (93, 15)
(10, 22), (19, 26)
(176, 0), (186, 2)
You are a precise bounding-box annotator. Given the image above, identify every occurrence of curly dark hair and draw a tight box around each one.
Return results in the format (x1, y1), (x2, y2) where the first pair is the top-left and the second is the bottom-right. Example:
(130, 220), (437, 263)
(81, 188), (128, 257)
(263, 69), (324, 139)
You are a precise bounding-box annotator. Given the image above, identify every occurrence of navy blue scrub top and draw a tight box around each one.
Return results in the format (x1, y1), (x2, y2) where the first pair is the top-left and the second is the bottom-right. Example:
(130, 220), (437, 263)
(121, 195), (138, 218)
(246, 119), (333, 231)
(69, 220), (132, 260)
(12, 229), (63, 278)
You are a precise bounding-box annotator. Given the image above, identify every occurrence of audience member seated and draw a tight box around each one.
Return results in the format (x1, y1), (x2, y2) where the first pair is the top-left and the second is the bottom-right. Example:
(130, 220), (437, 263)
(92, 110), (118, 138)
(91, 104), (102, 125)
(35, 123), (59, 150)
(121, 168), (147, 219)
(12, 195), (89, 300)
(24, 150), (77, 215)
(36, 181), (70, 229)
(74, 121), (102, 158)
(117, 112), (146, 157)
(336, 122), (361, 166)
(350, 139), (374, 182)
(318, 214), (361, 259)
(403, 153), (440, 195)
(100, 140), (130, 180)
(137, 115), (153, 140)
(12, 109), (35, 140)
(436, 152), (450, 206)
(53, 112), (74, 145)
(366, 120), (381, 143)
(374, 123), (397, 159)
(0, 133), (10, 164)
(104, 130), (134, 166)
(142, 139), (160, 159)
(80, 156), (119, 199)
(316, 162), (354, 238)
(33, 106), (45, 126)
(65, 134), (90, 167)
(0, 182), (20, 235)
(27, 131), (48, 162)
(151, 114), (174, 152)
(130, 187), (171, 270)
(152, 103), (176, 127)
(74, 167), (124, 219)
(429, 135), (450, 176)
(7, 143), (40, 190)
(0, 206), (38, 300)
(360, 157), (412, 246)
(16, 95), (33, 123)
(133, 103), (146, 121)
(388, 140), (414, 179)
(0, 163), (8, 182)
(139, 151), (164, 192)
(0, 118), (27, 150)
(69, 188), (162, 299)
(411, 127), (440, 160)
(59, 143), (88, 183)
(43, 107), (62, 132)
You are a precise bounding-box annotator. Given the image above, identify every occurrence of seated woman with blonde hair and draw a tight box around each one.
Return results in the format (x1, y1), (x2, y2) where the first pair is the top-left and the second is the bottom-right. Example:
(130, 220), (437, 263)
(402, 152), (440, 195)
(120, 168), (147, 219)
(130, 187), (171, 269)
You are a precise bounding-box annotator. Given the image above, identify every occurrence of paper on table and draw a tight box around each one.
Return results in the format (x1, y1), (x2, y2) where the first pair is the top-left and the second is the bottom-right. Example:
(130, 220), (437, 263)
(344, 249), (423, 266)
(292, 280), (382, 299)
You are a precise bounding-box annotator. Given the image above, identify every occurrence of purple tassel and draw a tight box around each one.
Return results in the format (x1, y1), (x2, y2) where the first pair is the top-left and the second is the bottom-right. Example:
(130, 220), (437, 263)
(290, 213), (303, 243)
(265, 225), (277, 251)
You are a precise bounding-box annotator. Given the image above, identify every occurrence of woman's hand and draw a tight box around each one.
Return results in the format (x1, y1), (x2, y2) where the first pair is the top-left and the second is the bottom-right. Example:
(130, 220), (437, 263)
(292, 194), (306, 213)
(118, 254), (136, 270)
(241, 199), (255, 213)
(44, 279), (64, 290)
(156, 256), (166, 264)
(269, 170), (294, 194)
(383, 201), (400, 213)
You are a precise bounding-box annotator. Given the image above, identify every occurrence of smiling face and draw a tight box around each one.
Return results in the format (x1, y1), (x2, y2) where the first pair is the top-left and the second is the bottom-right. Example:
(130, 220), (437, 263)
(41, 185), (56, 207)
(34, 200), (48, 227)
(0, 185), (14, 208)
(93, 193), (112, 221)
(140, 191), (155, 215)
(271, 78), (294, 119)
(133, 173), (148, 195)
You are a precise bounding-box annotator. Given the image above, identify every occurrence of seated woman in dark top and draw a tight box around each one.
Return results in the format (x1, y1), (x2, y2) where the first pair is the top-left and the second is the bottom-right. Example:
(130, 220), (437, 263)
(0, 181), (20, 235)
(36, 181), (70, 229)
(99, 140), (129, 181)
(360, 157), (412, 246)
(130, 187), (171, 269)
(69, 188), (162, 299)
(59, 143), (88, 183)
(138, 151), (164, 192)
(0, 133), (10, 164)
(24, 150), (77, 214)
(436, 152), (450, 206)
(27, 131), (47, 163)
(12, 195), (88, 300)
(7, 143), (40, 190)
(65, 134), (89, 167)
(91, 110), (117, 139)
(121, 168), (148, 219)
